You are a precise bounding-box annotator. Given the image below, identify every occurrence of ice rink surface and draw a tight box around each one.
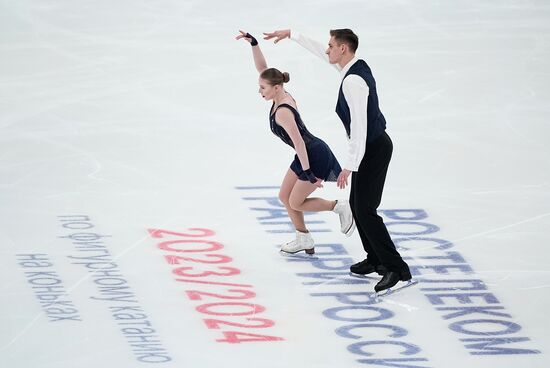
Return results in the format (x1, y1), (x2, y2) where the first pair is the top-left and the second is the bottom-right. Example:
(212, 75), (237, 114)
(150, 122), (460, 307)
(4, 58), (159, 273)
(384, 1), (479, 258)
(1, 1), (549, 367)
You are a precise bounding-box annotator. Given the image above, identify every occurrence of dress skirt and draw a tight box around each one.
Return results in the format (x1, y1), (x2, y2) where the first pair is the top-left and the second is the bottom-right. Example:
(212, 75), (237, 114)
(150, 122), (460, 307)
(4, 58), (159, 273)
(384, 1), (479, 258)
(290, 138), (341, 182)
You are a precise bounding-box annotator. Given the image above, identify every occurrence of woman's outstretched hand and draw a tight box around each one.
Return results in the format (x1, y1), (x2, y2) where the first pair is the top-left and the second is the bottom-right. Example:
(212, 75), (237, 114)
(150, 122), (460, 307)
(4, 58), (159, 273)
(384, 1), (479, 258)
(235, 30), (257, 45)
(263, 29), (291, 43)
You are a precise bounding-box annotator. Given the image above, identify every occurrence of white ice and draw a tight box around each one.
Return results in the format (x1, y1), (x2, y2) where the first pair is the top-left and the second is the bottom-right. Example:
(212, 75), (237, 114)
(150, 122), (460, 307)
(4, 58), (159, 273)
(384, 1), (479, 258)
(1, 1), (549, 367)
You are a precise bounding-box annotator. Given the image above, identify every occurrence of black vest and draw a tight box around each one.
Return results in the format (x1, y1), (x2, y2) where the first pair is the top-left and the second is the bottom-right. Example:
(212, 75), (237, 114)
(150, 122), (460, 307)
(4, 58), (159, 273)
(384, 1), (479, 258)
(335, 59), (386, 143)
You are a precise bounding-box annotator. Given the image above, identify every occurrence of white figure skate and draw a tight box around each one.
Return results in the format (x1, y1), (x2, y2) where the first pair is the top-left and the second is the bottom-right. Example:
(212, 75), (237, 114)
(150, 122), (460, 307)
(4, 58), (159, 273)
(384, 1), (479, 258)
(333, 199), (355, 237)
(280, 230), (314, 255)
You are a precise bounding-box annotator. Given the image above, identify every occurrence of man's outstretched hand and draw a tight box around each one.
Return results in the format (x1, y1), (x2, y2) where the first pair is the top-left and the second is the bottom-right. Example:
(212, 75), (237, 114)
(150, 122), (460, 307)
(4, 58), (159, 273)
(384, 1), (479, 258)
(263, 29), (291, 43)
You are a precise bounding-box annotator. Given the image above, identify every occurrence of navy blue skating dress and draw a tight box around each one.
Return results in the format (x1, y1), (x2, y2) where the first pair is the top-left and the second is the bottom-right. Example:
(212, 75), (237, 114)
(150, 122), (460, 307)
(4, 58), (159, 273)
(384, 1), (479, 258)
(270, 103), (341, 182)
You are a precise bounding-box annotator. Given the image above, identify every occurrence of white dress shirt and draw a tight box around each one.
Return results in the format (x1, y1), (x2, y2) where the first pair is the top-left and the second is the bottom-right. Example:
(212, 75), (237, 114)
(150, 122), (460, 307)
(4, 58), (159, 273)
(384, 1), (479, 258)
(291, 32), (370, 172)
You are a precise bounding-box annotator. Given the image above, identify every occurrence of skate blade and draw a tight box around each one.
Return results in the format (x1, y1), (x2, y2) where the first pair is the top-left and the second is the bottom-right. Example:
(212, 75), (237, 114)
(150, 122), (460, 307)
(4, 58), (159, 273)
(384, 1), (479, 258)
(372, 279), (418, 299)
(344, 218), (356, 237)
(279, 249), (318, 260)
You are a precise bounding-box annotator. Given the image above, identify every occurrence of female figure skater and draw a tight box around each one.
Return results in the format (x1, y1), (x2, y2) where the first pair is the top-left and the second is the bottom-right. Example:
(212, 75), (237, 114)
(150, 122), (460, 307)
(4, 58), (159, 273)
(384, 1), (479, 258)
(236, 30), (354, 255)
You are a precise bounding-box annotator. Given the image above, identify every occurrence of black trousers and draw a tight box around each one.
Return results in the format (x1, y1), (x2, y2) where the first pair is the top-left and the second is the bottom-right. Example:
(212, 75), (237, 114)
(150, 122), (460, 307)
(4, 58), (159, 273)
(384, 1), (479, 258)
(349, 131), (409, 273)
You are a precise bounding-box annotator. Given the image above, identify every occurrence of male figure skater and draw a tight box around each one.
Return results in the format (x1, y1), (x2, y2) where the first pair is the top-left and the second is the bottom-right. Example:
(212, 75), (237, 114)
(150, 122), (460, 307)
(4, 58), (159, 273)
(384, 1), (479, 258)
(264, 28), (412, 293)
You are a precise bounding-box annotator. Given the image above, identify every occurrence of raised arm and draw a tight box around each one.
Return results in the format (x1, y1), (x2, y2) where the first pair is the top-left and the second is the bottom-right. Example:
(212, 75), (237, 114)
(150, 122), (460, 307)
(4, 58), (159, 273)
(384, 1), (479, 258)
(263, 29), (340, 71)
(236, 30), (267, 73)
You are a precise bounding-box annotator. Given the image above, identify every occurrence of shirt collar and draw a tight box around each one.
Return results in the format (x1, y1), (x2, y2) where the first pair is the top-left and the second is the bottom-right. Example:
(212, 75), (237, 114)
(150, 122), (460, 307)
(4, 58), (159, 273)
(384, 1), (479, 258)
(340, 56), (359, 79)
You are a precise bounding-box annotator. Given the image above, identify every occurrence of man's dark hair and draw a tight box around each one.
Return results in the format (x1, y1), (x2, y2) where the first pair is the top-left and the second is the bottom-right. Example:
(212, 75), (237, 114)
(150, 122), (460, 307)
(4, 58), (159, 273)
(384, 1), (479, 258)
(329, 29), (359, 53)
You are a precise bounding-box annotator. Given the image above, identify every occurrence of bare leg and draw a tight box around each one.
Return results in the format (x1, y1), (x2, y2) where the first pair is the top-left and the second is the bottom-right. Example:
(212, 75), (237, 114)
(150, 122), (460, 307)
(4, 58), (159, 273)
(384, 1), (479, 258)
(289, 179), (336, 213)
(279, 169), (308, 232)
